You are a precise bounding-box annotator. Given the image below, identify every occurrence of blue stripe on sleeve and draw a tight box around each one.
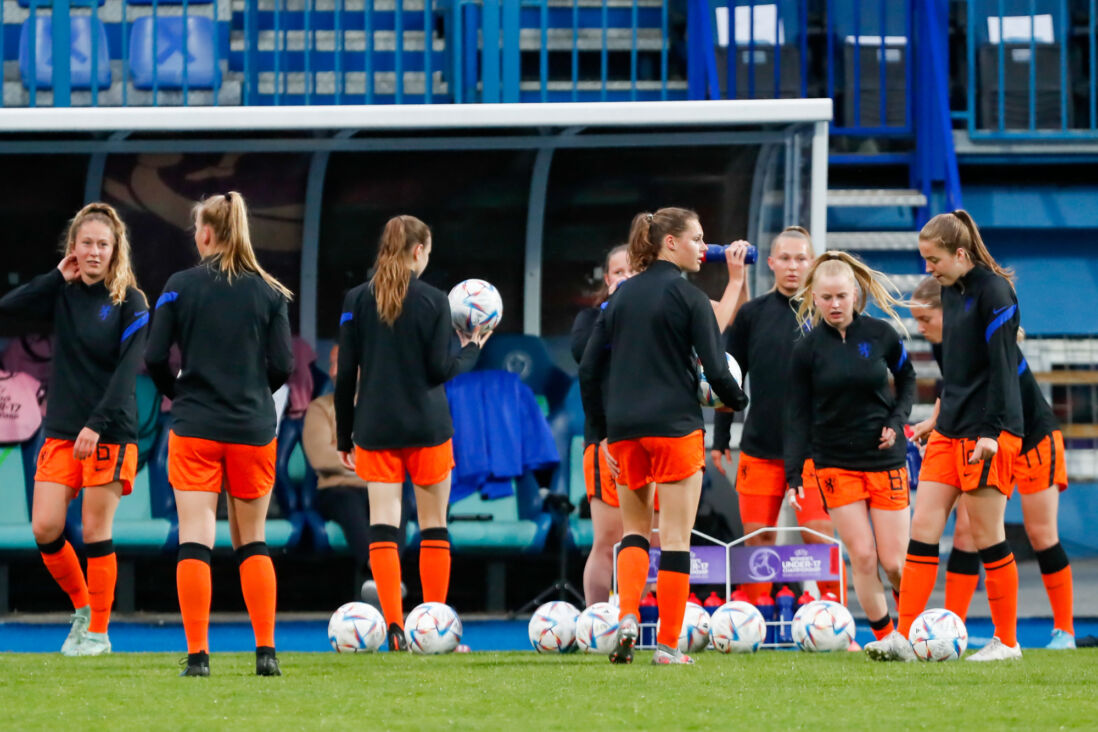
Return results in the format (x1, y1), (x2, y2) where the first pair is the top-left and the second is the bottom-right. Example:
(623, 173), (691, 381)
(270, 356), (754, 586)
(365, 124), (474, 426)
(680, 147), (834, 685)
(121, 312), (149, 344)
(340, 311), (353, 325)
(155, 291), (178, 309)
(1018, 357), (1028, 376)
(891, 341), (908, 374)
(984, 304), (1017, 343)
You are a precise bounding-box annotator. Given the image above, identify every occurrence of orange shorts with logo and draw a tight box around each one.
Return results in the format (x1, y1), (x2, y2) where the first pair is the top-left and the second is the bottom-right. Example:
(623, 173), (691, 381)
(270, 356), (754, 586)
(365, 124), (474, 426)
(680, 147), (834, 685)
(584, 443), (619, 507)
(355, 440), (454, 486)
(736, 454), (828, 525)
(35, 438), (137, 495)
(607, 430), (703, 492)
(813, 466), (909, 511)
(168, 431), (276, 500)
(1014, 430), (1068, 495)
(919, 430), (1023, 497)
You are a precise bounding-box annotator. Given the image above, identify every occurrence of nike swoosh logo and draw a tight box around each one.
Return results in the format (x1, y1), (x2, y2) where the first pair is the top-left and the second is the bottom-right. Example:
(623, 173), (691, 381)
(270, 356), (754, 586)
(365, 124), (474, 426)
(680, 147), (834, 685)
(992, 305), (1011, 315)
(134, 310), (148, 317)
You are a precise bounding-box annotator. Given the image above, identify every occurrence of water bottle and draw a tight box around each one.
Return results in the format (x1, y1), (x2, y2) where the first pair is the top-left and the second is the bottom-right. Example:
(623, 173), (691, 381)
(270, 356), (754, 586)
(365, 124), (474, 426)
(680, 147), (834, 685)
(702, 243), (758, 265)
(688, 592), (703, 608)
(776, 586), (796, 643)
(754, 591), (776, 645)
(730, 588), (751, 603)
(797, 590), (816, 608)
(703, 591), (724, 615)
(639, 592), (659, 647)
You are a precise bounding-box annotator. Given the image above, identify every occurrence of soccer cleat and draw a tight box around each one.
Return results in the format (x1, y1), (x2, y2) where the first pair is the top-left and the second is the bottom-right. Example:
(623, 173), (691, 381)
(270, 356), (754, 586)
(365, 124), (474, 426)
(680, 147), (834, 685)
(863, 630), (916, 662)
(387, 623), (408, 652)
(966, 636), (1022, 661)
(60, 606), (90, 656)
(1046, 629), (1076, 650)
(256, 646), (281, 676)
(74, 631), (111, 656)
(651, 644), (695, 665)
(179, 651), (210, 677)
(608, 614), (639, 664)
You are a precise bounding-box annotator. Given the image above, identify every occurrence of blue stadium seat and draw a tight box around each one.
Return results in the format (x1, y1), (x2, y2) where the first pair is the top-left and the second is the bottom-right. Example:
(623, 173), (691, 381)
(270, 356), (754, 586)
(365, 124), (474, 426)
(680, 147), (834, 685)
(429, 472), (553, 555)
(0, 432), (42, 551)
(18, 0), (103, 6)
(127, 0), (210, 4)
(18, 16), (111, 90)
(129, 16), (220, 90)
(475, 334), (573, 416)
(112, 467), (172, 551)
(134, 373), (162, 468)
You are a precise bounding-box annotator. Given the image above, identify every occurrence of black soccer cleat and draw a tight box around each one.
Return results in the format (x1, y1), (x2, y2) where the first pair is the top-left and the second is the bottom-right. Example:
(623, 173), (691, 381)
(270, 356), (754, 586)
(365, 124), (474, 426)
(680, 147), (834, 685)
(256, 646), (281, 676)
(179, 651), (210, 677)
(387, 623), (408, 652)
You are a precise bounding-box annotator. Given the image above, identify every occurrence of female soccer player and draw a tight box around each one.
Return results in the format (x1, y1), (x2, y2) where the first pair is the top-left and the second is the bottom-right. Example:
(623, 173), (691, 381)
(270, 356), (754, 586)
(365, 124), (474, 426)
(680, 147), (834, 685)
(866, 210), (1024, 662)
(710, 227), (843, 603)
(0, 203), (146, 657)
(579, 207), (748, 665)
(146, 192), (293, 677)
(910, 277), (1075, 650)
(784, 252), (915, 645)
(335, 215), (488, 652)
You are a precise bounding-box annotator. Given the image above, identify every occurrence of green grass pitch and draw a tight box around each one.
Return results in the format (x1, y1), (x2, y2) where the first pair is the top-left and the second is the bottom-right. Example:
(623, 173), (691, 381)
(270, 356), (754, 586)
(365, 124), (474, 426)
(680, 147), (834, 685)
(1, 650), (1095, 730)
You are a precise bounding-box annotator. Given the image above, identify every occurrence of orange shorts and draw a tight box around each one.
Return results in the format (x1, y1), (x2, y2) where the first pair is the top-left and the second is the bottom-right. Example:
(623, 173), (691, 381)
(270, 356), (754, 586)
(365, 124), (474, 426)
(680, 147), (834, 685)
(813, 466), (909, 511)
(584, 443), (619, 507)
(35, 438), (137, 495)
(355, 440), (454, 486)
(168, 431), (276, 500)
(607, 430), (703, 492)
(919, 430), (1023, 497)
(736, 456), (828, 525)
(1014, 430), (1068, 495)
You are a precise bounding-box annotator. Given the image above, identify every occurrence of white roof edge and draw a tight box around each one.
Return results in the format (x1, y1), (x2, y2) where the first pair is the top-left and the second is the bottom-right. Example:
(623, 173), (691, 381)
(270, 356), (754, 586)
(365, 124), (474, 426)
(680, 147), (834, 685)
(0, 99), (833, 133)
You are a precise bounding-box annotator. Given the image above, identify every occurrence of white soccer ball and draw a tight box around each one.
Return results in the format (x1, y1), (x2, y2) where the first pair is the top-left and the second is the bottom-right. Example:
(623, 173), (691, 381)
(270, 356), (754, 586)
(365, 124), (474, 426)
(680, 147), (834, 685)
(448, 278), (503, 334)
(327, 601), (385, 653)
(528, 601), (581, 653)
(791, 600), (856, 652)
(695, 351), (743, 408)
(655, 601), (710, 654)
(404, 602), (463, 654)
(574, 602), (619, 654)
(709, 600), (767, 653)
(908, 608), (968, 661)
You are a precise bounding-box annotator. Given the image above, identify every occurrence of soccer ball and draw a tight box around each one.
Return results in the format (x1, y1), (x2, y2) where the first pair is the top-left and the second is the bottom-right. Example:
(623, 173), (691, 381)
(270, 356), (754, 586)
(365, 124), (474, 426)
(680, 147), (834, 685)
(695, 351), (743, 407)
(656, 601), (710, 654)
(528, 601), (580, 653)
(908, 608), (968, 661)
(448, 279), (503, 334)
(792, 600), (856, 652)
(327, 602), (385, 653)
(575, 602), (619, 654)
(404, 602), (463, 654)
(709, 600), (766, 653)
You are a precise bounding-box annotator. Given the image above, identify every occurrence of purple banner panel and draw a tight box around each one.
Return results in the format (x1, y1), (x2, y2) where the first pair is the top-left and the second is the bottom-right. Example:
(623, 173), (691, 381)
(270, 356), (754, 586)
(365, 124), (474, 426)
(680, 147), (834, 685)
(645, 546), (727, 584)
(727, 544), (840, 584)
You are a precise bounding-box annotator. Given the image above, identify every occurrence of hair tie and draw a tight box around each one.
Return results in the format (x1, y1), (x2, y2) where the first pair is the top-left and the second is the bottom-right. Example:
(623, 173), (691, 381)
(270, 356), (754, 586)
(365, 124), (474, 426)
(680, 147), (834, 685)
(646, 213), (653, 223)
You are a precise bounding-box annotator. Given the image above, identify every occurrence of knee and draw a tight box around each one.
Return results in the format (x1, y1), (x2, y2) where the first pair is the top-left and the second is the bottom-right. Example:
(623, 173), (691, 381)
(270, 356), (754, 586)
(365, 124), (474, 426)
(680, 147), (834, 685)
(31, 517), (64, 545)
(1025, 522), (1058, 552)
(848, 546), (878, 576)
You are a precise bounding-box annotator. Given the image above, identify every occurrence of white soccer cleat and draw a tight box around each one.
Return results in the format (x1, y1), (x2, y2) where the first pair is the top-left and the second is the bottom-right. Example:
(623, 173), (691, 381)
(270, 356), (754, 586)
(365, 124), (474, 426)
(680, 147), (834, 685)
(651, 643), (695, 665)
(965, 636), (1022, 662)
(863, 630), (916, 662)
(60, 606), (91, 656)
(73, 631), (112, 656)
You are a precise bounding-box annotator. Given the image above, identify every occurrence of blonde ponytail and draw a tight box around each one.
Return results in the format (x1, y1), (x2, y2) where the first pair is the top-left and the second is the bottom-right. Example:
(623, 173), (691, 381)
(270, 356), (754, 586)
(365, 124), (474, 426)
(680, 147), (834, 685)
(193, 192), (293, 300)
(370, 215), (431, 326)
(795, 251), (909, 336)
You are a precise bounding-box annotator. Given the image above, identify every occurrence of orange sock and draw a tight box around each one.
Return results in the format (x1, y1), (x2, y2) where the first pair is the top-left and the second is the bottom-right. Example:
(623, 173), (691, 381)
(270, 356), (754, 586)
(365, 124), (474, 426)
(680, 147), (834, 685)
(980, 542), (1018, 647)
(369, 524), (404, 629)
(38, 537), (89, 610)
(944, 549), (980, 621)
(869, 614), (895, 641)
(1036, 543), (1074, 636)
(237, 543), (277, 648)
(176, 543), (212, 654)
(898, 539), (939, 637)
(85, 540), (116, 634)
(655, 551), (691, 649)
(616, 535), (650, 621)
(419, 528), (451, 604)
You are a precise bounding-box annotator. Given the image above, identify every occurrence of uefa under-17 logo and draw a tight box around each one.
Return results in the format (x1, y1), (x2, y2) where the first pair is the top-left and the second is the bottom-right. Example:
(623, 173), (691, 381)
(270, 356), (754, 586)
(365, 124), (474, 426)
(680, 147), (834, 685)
(747, 547), (781, 581)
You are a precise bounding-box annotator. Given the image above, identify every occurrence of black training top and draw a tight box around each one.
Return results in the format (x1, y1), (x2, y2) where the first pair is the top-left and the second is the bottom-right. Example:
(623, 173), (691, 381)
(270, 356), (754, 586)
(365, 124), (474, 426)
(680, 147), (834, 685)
(938, 265), (1023, 440)
(579, 260), (748, 443)
(336, 274), (480, 452)
(145, 259), (293, 446)
(712, 289), (801, 457)
(0, 269), (147, 443)
(932, 343), (1058, 454)
(571, 305), (604, 446)
(784, 313), (916, 487)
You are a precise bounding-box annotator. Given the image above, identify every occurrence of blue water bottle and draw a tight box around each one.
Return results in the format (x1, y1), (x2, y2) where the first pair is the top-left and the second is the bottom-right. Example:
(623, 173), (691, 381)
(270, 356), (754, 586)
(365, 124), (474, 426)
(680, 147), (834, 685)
(703, 244), (758, 265)
(776, 586), (796, 643)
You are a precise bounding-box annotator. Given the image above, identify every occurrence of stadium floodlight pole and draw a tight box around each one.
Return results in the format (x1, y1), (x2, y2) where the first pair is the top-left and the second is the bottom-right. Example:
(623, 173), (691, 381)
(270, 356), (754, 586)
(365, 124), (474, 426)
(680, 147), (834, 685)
(810, 119), (829, 251)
